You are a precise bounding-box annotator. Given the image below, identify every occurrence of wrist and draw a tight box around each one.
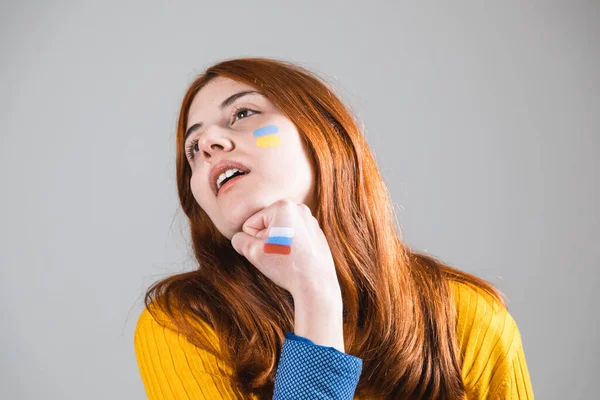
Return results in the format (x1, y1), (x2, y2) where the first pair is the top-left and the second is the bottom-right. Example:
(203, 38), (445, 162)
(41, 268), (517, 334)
(291, 279), (342, 306)
(292, 286), (345, 352)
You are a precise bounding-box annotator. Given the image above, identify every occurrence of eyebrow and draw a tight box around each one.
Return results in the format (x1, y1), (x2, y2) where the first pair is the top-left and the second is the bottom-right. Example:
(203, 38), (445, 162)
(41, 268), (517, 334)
(184, 90), (263, 145)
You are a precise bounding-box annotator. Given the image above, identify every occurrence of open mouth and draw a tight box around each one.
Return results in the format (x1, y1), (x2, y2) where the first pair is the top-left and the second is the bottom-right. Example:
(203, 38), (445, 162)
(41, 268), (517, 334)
(217, 171), (249, 196)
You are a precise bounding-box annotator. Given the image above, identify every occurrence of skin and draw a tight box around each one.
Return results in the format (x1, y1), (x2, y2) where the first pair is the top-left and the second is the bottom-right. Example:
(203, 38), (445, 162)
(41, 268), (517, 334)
(184, 76), (318, 240)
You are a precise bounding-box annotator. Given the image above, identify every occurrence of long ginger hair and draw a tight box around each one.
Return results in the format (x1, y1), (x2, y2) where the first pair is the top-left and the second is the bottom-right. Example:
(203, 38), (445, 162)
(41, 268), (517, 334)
(143, 57), (506, 399)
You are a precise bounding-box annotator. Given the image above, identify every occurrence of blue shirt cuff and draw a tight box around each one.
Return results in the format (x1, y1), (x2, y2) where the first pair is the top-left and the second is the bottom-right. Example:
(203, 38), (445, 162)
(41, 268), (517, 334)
(273, 332), (363, 399)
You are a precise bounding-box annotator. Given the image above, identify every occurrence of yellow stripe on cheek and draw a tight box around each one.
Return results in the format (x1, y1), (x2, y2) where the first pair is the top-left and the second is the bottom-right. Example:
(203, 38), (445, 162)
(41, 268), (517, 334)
(256, 135), (281, 148)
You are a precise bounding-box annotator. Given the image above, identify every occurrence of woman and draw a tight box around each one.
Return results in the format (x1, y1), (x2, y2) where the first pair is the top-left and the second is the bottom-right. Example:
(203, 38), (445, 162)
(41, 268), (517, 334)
(133, 57), (534, 399)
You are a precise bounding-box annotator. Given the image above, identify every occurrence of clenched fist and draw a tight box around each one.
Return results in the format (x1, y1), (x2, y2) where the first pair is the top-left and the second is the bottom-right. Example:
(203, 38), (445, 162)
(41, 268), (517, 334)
(230, 199), (341, 300)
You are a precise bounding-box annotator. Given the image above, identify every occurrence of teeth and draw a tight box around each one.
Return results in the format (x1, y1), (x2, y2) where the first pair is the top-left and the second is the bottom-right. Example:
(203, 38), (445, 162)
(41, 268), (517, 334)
(216, 168), (244, 190)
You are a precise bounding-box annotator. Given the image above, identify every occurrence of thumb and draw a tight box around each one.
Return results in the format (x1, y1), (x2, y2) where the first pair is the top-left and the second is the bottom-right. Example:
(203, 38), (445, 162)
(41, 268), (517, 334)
(231, 231), (263, 267)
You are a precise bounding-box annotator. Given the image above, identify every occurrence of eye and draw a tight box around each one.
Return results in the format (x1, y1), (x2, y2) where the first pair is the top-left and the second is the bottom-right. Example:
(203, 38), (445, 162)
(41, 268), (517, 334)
(231, 106), (257, 124)
(186, 138), (200, 161)
(185, 107), (259, 162)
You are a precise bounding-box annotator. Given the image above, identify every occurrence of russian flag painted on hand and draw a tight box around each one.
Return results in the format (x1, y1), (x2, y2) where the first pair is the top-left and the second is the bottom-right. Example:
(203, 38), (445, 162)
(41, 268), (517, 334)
(264, 227), (295, 255)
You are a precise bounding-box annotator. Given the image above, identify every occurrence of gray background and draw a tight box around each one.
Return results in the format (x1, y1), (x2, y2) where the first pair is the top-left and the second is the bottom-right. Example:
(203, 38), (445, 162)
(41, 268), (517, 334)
(1, 1), (598, 399)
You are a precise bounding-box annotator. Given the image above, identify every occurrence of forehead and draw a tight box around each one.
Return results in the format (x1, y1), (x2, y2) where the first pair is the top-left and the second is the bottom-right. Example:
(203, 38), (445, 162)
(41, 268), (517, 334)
(188, 77), (259, 118)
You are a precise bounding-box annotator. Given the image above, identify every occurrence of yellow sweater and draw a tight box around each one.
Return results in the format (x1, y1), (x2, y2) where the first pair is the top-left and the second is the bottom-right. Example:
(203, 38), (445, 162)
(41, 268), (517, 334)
(134, 280), (534, 399)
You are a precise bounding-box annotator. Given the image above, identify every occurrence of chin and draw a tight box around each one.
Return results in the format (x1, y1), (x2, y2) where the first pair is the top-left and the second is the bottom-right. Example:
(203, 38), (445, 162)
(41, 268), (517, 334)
(222, 200), (262, 232)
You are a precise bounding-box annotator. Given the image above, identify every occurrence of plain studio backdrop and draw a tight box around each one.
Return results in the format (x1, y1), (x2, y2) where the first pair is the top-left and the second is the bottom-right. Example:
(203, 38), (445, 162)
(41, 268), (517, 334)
(1, 1), (598, 399)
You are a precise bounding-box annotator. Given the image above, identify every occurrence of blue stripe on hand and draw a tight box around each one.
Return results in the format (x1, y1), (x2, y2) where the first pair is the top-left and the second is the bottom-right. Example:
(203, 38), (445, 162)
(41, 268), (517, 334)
(265, 236), (293, 246)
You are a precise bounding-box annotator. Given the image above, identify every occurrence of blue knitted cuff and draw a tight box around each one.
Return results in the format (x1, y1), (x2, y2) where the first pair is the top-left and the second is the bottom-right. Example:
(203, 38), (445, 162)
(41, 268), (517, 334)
(273, 332), (363, 399)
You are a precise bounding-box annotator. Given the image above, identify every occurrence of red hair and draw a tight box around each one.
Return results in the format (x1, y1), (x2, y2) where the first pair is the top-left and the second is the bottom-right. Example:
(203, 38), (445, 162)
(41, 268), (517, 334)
(143, 57), (505, 399)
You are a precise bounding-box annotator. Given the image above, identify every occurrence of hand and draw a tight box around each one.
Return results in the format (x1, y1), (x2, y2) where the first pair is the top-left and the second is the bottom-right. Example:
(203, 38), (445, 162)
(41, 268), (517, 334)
(230, 199), (340, 299)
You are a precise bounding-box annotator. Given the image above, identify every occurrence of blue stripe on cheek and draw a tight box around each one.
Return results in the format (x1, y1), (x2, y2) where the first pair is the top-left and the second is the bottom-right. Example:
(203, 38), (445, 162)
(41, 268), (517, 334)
(253, 125), (279, 137)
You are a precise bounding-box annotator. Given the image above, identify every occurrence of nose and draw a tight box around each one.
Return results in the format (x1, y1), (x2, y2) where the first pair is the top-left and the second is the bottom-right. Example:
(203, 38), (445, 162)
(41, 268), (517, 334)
(198, 126), (234, 160)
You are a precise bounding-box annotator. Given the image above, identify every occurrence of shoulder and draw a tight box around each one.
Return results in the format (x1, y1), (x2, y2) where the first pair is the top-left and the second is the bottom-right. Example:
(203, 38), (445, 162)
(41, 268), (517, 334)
(134, 300), (221, 352)
(134, 302), (177, 334)
(447, 279), (527, 397)
(447, 279), (509, 330)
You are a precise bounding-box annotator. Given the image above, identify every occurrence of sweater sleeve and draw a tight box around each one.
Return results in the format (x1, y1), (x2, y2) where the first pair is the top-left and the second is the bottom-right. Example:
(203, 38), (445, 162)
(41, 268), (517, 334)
(450, 281), (535, 399)
(273, 332), (363, 399)
(492, 341), (534, 400)
(134, 307), (363, 399)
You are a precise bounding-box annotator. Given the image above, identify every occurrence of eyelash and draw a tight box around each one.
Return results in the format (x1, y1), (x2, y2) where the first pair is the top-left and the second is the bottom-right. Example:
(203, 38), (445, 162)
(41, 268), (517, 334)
(185, 106), (257, 161)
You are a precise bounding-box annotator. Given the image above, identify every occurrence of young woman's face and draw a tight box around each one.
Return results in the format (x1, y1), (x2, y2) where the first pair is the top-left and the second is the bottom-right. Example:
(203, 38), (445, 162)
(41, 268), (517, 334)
(184, 76), (317, 240)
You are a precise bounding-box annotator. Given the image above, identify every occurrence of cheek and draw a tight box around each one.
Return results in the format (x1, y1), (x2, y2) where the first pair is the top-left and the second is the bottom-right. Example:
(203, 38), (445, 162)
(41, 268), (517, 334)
(189, 176), (210, 205)
(254, 124), (281, 148)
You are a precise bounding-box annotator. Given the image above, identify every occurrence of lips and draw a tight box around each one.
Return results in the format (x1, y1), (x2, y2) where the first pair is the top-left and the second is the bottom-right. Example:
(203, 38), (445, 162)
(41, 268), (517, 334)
(209, 159), (251, 196)
(217, 172), (249, 196)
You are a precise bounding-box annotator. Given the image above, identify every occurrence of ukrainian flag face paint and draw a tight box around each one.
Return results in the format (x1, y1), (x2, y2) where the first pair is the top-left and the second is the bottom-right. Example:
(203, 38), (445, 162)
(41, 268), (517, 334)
(254, 124), (281, 148)
(264, 227), (295, 255)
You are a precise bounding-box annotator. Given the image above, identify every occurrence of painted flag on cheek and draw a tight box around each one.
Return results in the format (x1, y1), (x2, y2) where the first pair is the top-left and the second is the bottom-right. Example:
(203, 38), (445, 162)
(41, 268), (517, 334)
(254, 124), (281, 148)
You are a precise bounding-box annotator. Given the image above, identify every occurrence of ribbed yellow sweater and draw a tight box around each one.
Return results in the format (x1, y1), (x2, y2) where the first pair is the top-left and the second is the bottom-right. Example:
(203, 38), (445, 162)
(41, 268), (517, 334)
(134, 280), (534, 399)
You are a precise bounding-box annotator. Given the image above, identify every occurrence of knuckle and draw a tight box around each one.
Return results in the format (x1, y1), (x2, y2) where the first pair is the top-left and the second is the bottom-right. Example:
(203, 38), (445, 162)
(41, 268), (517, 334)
(299, 204), (312, 214)
(277, 199), (297, 211)
(276, 198), (294, 207)
(249, 243), (259, 259)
